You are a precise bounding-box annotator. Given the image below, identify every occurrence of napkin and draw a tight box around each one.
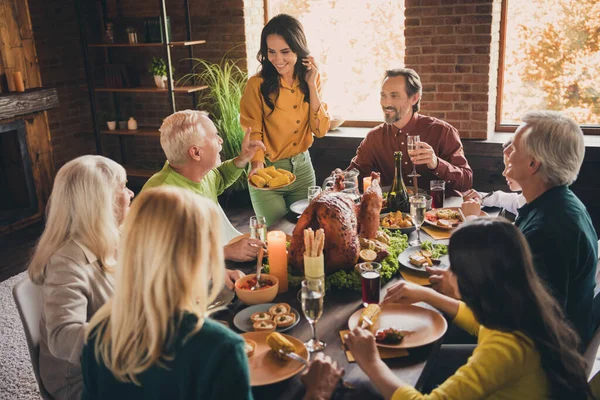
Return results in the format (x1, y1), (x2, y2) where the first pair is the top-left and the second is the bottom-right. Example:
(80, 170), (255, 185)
(399, 268), (431, 286)
(421, 225), (452, 240)
(339, 330), (408, 362)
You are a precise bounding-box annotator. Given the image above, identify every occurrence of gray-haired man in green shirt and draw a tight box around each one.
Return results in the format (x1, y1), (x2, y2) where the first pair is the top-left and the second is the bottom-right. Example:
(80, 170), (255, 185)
(143, 110), (267, 288)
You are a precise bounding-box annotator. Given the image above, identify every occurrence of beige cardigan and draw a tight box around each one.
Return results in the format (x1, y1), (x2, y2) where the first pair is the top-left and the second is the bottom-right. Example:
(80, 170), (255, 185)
(38, 240), (114, 400)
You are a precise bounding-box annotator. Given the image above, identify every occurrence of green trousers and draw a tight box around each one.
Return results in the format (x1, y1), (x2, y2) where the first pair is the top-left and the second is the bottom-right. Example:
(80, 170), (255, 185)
(249, 150), (316, 227)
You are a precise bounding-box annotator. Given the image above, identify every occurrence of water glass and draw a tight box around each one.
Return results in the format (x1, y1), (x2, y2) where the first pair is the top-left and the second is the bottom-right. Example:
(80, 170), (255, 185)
(409, 195), (427, 246)
(249, 216), (267, 242)
(430, 180), (445, 208)
(358, 262), (381, 307)
(307, 186), (322, 202)
(301, 278), (326, 352)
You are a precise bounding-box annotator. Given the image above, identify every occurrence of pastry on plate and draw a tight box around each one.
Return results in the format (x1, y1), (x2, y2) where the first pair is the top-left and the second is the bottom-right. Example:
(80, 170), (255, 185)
(269, 303), (291, 317)
(253, 320), (276, 332)
(250, 311), (273, 323)
(244, 339), (257, 357)
(273, 313), (296, 328)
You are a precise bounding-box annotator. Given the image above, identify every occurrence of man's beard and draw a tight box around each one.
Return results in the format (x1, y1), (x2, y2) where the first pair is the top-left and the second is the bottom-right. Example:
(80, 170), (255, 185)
(383, 107), (400, 124)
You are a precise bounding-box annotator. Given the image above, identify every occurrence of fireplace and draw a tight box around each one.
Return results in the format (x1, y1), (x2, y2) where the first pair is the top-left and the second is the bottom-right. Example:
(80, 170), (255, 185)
(0, 120), (38, 228)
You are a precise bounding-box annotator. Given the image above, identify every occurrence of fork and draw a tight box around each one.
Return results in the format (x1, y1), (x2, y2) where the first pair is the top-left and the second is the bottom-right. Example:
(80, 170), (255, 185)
(278, 350), (308, 366)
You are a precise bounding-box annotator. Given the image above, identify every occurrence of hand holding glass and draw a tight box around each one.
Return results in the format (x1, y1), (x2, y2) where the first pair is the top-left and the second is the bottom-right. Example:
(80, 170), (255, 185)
(407, 135), (421, 178)
(301, 278), (326, 352)
(409, 195), (427, 246)
(249, 216), (267, 242)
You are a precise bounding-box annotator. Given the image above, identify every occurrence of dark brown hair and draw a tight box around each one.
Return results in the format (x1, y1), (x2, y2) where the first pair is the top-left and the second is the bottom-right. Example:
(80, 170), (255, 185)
(256, 14), (310, 114)
(384, 68), (422, 112)
(449, 218), (591, 399)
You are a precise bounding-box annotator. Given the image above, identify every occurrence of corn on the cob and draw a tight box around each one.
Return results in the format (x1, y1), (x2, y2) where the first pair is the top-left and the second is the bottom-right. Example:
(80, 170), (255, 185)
(265, 169), (283, 179)
(250, 175), (267, 188)
(268, 174), (291, 188)
(267, 332), (296, 360)
(276, 169), (294, 180)
(358, 304), (381, 332)
(263, 166), (276, 173)
(256, 169), (272, 182)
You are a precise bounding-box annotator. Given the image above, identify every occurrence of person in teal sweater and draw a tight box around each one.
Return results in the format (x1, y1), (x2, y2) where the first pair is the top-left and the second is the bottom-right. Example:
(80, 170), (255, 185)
(346, 219), (591, 399)
(81, 187), (253, 399)
(143, 110), (267, 288)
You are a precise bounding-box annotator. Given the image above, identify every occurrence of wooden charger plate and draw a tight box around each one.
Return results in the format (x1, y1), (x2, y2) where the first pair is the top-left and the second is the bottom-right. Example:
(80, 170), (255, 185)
(348, 304), (447, 349)
(424, 207), (489, 230)
(241, 331), (308, 386)
(248, 174), (297, 191)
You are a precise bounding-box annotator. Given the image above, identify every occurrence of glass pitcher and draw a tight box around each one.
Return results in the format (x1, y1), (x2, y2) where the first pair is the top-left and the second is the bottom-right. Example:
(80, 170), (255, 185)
(322, 168), (360, 201)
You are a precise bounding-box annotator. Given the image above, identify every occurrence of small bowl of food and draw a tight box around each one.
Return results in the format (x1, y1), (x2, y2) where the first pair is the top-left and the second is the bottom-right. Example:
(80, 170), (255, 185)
(329, 116), (345, 130)
(235, 273), (279, 305)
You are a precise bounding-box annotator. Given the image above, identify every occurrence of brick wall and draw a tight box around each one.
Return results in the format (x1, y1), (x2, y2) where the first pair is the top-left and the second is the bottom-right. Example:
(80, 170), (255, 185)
(28, 0), (97, 170)
(404, 0), (501, 139)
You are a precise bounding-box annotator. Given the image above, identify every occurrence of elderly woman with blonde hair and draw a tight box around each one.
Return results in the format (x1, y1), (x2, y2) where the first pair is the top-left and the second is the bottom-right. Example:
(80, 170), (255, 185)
(81, 187), (253, 399)
(28, 155), (134, 400)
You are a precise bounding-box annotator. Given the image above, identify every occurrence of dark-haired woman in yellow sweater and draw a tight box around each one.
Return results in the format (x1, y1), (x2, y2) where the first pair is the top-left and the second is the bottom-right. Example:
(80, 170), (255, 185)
(346, 218), (592, 399)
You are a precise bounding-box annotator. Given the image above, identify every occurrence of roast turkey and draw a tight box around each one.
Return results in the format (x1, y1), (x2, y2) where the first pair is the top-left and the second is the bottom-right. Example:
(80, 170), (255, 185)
(290, 172), (383, 272)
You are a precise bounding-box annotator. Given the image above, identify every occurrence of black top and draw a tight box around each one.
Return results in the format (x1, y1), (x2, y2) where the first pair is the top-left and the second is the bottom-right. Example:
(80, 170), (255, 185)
(516, 186), (598, 345)
(81, 313), (253, 400)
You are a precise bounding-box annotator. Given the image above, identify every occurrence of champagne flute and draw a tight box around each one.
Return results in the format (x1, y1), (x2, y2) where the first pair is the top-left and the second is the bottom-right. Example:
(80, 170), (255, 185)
(249, 216), (267, 242)
(407, 135), (421, 178)
(409, 195), (427, 246)
(301, 278), (326, 352)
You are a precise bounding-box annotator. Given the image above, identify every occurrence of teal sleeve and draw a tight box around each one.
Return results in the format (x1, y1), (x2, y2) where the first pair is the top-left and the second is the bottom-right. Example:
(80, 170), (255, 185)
(81, 340), (96, 400)
(208, 341), (253, 400)
(212, 159), (244, 196)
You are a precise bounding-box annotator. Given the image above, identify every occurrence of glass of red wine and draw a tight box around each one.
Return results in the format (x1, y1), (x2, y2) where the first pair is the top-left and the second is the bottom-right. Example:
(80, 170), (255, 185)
(430, 180), (445, 209)
(359, 262), (382, 307)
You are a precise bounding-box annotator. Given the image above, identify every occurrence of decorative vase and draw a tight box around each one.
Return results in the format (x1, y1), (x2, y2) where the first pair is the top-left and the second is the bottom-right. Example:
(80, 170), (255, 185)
(118, 121), (128, 130)
(127, 117), (138, 130)
(107, 121), (117, 131)
(154, 75), (167, 89)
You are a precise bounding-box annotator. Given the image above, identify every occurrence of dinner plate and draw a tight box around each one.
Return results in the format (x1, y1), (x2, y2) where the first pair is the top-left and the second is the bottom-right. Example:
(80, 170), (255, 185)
(348, 304), (447, 349)
(379, 212), (417, 234)
(290, 199), (309, 215)
(208, 286), (235, 311)
(423, 207), (489, 230)
(241, 331), (308, 386)
(398, 245), (450, 273)
(249, 173), (297, 191)
(233, 303), (301, 333)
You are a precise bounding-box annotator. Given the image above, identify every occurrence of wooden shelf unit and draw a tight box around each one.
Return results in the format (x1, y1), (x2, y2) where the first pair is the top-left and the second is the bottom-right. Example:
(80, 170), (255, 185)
(88, 40), (206, 48)
(100, 127), (160, 137)
(95, 85), (207, 94)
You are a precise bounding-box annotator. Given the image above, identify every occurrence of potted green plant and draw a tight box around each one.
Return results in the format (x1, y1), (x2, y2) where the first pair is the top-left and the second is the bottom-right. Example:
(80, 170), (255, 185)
(149, 57), (173, 88)
(179, 55), (248, 191)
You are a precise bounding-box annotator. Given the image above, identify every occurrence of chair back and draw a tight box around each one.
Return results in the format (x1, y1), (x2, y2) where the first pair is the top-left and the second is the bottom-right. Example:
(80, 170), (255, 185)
(13, 277), (53, 399)
(218, 204), (242, 244)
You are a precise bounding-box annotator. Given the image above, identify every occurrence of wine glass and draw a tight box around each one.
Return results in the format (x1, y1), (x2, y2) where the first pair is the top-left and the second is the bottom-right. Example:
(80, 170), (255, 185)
(407, 135), (421, 178)
(249, 216), (267, 242)
(409, 195), (427, 246)
(301, 278), (326, 352)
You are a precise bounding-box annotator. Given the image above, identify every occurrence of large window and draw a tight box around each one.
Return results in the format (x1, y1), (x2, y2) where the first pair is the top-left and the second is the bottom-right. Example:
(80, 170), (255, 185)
(267, 0), (405, 123)
(498, 0), (600, 133)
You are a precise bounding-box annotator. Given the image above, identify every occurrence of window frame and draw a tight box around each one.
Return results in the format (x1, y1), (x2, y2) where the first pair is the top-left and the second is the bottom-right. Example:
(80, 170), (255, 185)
(495, 0), (600, 135)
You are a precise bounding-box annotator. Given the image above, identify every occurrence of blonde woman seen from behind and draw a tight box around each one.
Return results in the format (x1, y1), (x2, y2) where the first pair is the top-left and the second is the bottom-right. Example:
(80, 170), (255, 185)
(28, 155), (133, 400)
(81, 187), (253, 400)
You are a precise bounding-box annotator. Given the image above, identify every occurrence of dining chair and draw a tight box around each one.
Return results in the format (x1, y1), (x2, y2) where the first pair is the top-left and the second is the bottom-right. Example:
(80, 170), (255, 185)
(218, 203), (242, 244)
(13, 277), (53, 400)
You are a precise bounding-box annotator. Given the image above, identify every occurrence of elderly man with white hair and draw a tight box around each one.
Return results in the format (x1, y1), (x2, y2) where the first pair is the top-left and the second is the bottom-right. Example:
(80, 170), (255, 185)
(504, 111), (597, 345)
(142, 110), (267, 289)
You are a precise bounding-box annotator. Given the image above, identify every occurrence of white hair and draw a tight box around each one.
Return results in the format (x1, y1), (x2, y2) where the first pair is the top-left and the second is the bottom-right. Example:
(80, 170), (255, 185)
(28, 155), (126, 284)
(520, 110), (585, 186)
(159, 110), (213, 165)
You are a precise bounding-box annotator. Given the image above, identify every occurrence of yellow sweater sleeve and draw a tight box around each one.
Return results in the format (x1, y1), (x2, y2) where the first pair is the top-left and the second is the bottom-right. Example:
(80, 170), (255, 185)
(452, 301), (480, 337)
(308, 74), (330, 138)
(391, 328), (544, 400)
(240, 76), (266, 163)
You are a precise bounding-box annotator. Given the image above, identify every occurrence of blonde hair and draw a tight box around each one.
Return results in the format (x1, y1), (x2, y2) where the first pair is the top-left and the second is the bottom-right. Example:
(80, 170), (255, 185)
(520, 111), (585, 186)
(86, 186), (225, 384)
(159, 110), (214, 165)
(28, 155), (126, 284)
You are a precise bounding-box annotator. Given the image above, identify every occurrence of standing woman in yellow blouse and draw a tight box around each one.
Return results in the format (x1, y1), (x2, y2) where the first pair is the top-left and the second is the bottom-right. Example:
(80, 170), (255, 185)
(347, 219), (592, 399)
(241, 14), (330, 226)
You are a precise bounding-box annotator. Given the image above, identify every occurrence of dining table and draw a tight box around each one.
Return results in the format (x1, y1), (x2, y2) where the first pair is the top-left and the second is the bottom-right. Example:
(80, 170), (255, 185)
(212, 196), (499, 400)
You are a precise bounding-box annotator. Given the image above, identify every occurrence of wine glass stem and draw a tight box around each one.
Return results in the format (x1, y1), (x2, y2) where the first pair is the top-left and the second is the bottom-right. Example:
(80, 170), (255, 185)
(417, 226), (421, 242)
(310, 321), (318, 342)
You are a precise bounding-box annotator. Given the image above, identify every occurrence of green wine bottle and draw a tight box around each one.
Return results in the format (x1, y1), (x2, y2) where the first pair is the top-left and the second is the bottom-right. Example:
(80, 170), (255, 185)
(387, 151), (410, 213)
